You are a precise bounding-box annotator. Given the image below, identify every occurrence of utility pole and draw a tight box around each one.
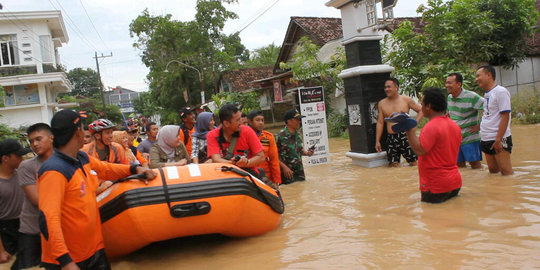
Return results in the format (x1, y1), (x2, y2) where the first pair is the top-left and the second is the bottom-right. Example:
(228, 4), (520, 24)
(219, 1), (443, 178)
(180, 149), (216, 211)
(94, 52), (112, 118)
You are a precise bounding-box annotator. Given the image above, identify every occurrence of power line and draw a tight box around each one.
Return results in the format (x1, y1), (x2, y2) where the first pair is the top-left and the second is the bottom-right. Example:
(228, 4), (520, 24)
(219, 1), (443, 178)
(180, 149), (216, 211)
(101, 58), (141, 65)
(77, 0), (112, 52)
(46, 0), (101, 53)
(233, 1), (271, 32)
(234, 0), (281, 34)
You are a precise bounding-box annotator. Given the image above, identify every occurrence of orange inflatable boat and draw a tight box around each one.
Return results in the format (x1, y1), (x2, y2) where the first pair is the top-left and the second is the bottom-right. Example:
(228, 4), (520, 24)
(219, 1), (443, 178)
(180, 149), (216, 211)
(97, 163), (284, 258)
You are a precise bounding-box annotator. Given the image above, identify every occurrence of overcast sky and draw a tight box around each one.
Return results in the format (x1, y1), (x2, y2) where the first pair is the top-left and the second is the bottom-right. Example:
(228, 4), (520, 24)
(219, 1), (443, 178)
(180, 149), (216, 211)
(1, 0), (427, 91)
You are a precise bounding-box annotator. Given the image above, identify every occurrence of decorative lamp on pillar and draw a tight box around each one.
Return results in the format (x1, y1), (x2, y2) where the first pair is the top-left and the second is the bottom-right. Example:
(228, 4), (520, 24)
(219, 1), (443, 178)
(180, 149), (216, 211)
(326, 0), (397, 167)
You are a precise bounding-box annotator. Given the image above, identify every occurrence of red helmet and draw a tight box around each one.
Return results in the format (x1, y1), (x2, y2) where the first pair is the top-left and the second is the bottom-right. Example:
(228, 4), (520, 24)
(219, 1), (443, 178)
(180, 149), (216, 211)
(88, 119), (115, 134)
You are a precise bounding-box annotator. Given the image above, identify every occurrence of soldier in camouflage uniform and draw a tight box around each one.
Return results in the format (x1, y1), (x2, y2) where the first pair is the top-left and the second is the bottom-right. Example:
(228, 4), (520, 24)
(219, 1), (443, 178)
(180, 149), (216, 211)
(276, 109), (314, 184)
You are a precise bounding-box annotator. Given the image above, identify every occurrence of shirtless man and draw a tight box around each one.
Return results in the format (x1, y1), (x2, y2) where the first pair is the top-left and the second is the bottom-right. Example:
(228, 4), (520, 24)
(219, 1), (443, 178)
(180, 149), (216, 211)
(375, 78), (423, 167)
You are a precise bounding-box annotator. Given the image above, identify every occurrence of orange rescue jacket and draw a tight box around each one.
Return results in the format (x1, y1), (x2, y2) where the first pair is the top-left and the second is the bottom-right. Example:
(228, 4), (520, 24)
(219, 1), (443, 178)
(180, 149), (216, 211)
(37, 150), (137, 266)
(178, 125), (195, 158)
(81, 141), (129, 165)
(258, 130), (281, 184)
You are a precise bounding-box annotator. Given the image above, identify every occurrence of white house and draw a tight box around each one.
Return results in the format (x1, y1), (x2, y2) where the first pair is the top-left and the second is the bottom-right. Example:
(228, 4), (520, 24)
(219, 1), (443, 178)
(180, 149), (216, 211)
(0, 10), (74, 128)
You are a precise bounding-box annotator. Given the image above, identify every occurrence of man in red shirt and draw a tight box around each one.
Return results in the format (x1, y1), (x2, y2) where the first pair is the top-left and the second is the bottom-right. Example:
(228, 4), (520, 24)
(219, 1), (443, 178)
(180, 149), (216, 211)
(405, 87), (462, 203)
(207, 104), (265, 171)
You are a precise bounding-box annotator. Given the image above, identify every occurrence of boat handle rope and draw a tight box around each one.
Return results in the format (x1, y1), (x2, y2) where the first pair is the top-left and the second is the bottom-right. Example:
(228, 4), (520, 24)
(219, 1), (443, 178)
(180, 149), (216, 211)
(157, 167), (181, 218)
(220, 166), (285, 214)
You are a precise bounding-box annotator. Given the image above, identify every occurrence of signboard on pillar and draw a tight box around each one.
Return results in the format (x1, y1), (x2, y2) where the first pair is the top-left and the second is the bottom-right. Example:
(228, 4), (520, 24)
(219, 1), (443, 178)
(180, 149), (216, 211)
(299, 86), (330, 166)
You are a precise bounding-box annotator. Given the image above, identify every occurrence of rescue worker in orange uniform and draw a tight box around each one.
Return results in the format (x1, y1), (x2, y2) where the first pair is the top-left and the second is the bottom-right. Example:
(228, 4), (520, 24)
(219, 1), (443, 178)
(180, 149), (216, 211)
(38, 109), (156, 270)
(82, 119), (128, 165)
(247, 110), (281, 184)
(178, 107), (196, 159)
(82, 119), (130, 194)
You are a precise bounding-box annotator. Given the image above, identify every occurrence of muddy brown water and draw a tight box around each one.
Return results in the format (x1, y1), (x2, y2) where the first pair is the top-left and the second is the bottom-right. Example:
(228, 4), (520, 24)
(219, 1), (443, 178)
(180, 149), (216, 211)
(4, 124), (540, 269)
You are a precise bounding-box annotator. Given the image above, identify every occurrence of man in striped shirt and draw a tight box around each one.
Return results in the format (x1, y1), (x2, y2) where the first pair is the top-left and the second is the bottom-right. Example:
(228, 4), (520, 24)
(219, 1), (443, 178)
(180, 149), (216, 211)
(446, 73), (484, 169)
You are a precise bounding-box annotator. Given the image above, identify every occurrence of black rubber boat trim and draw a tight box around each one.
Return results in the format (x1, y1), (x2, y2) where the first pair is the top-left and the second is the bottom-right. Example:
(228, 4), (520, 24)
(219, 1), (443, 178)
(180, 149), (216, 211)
(99, 177), (283, 223)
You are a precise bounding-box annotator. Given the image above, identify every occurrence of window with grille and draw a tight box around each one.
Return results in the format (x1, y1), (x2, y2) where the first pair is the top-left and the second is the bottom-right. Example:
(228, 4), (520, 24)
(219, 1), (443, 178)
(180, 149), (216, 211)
(40, 35), (53, 63)
(366, 0), (377, 26)
(0, 35), (19, 66)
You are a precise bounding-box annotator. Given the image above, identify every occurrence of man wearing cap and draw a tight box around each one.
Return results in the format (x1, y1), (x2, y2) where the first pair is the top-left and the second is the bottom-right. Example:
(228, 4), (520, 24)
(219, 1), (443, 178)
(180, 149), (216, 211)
(15, 123), (54, 269)
(207, 104), (265, 171)
(247, 110), (281, 185)
(0, 139), (31, 268)
(38, 109), (156, 270)
(179, 107), (196, 158)
(275, 109), (314, 184)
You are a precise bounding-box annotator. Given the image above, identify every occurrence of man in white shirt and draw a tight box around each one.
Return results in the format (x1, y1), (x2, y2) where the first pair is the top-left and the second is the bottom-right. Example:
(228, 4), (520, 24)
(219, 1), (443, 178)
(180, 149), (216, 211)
(476, 65), (513, 175)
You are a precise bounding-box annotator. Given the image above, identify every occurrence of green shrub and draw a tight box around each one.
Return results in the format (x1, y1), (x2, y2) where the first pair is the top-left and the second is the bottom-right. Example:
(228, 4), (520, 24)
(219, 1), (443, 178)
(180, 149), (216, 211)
(327, 112), (348, 137)
(512, 88), (540, 124)
(0, 124), (29, 147)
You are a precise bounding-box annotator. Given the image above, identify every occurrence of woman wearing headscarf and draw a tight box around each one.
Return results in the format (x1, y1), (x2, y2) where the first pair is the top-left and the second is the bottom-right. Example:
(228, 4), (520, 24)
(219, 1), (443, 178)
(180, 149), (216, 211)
(113, 130), (149, 167)
(149, 125), (189, 168)
(191, 112), (215, 163)
(112, 130), (137, 164)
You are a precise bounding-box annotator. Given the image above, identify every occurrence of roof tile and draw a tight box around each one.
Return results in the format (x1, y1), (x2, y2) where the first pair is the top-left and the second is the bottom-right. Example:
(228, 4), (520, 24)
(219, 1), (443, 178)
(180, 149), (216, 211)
(221, 66), (274, 92)
(291, 17), (343, 46)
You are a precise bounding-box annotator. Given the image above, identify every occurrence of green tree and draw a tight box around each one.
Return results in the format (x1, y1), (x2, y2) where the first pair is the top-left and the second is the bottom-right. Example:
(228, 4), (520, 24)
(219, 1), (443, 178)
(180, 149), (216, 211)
(129, 1), (248, 114)
(0, 85), (5, 108)
(279, 36), (346, 114)
(385, 0), (538, 97)
(66, 68), (102, 97)
(133, 91), (160, 117)
(212, 91), (260, 116)
(0, 123), (26, 141)
(244, 43), (281, 68)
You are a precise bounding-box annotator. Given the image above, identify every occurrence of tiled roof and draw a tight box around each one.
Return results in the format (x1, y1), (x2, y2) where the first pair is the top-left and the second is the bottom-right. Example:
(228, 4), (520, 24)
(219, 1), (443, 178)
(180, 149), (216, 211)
(384, 17), (426, 34)
(291, 17), (343, 46)
(275, 17), (343, 73)
(221, 66), (274, 92)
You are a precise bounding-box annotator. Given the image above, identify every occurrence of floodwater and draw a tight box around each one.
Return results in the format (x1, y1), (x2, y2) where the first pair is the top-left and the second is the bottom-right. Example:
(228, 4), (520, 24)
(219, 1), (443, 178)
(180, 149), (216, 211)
(5, 124), (540, 269)
(111, 124), (540, 269)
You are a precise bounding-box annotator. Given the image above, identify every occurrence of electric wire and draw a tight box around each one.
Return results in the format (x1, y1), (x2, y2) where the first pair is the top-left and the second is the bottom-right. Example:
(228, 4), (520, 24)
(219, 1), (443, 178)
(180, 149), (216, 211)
(77, 0), (112, 52)
(234, 0), (281, 34)
(46, 0), (101, 53)
(232, 0), (271, 32)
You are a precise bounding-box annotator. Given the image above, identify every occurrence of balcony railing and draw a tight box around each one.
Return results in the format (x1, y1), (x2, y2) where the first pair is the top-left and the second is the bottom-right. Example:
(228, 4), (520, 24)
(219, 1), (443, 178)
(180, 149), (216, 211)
(0, 65), (37, 77)
(0, 64), (62, 77)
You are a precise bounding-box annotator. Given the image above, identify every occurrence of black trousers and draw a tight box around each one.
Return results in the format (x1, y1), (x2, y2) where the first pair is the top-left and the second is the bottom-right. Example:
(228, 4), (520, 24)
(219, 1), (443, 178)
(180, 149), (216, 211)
(421, 188), (461, 203)
(42, 249), (111, 270)
(16, 233), (41, 269)
(0, 219), (21, 270)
